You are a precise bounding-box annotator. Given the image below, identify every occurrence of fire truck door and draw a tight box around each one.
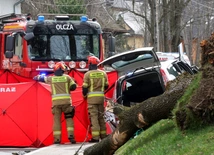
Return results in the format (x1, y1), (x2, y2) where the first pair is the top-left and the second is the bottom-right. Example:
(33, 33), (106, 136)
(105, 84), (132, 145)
(0, 33), (2, 69)
(9, 35), (23, 74)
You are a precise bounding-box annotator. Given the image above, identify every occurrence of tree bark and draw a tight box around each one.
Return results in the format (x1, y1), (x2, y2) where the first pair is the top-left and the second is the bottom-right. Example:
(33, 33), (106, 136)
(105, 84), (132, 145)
(84, 73), (194, 155)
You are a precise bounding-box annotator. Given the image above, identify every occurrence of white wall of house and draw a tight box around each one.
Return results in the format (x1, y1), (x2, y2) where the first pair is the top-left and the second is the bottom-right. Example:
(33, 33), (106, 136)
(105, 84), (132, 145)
(0, 0), (22, 15)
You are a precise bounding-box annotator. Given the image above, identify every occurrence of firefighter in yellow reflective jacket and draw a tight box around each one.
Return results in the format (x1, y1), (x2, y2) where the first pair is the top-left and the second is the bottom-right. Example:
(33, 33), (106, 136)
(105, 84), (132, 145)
(82, 56), (109, 143)
(33, 62), (77, 144)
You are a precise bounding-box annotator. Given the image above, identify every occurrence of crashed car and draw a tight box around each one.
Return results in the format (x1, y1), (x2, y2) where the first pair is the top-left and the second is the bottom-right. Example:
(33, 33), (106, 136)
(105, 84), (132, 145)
(99, 47), (166, 107)
(100, 48), (199, 131)
(157, 52), (199, 81)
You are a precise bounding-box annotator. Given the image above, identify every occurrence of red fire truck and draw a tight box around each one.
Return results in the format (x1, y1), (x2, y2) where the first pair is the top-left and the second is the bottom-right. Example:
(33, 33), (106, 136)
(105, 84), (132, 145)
(0, 13), (118, 147)
(0, 13), (115, 78)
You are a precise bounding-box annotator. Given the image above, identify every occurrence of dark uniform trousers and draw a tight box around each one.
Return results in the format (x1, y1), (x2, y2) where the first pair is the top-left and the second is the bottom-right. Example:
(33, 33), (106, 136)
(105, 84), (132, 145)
(52, 104), (74, 142)
(88, 104), (106, 140)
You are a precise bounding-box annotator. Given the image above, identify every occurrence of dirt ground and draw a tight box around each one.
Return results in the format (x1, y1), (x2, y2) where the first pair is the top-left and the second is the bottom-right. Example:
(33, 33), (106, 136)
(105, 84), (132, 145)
(174, 33), (214, 130)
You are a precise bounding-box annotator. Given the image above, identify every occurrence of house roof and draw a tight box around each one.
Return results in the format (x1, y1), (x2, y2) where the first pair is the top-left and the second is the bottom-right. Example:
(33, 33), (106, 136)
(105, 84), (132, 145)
(111, 0), (144, 34)
(123, 11), (143, 34)
(91, 3), (128, 34)
(97, 16), (128, 33)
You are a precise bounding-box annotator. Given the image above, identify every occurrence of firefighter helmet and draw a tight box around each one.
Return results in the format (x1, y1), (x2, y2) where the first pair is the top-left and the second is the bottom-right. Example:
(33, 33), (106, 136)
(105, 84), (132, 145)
(54, 62), (68, 72)
(88, 56), (100, 65)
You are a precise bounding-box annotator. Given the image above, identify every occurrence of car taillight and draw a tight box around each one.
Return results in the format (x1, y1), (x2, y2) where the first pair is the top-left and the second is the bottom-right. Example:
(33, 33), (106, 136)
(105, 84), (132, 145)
(48, 61), (55, 68)
(79, 61), (86, 68)
(160, 69), (169, 86)
(69, 61), (76, 68)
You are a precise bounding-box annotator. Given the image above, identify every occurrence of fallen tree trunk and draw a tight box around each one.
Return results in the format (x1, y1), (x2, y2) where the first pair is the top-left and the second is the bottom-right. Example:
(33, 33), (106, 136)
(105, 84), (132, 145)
(84, 73), (194, 155)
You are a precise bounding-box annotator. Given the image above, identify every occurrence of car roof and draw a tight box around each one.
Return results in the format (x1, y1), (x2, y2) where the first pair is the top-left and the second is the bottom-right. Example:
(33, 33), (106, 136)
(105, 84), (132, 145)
(98, 47), (160, 76)
(156, 52), (191, 66)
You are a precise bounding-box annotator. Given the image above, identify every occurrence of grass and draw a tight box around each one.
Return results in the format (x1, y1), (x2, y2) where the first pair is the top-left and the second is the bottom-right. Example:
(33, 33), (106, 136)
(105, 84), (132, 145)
(175, 72), (202, 109)
(172, 72), (202, 130)
(115, 72), (214, 155)
(114, 119), (214, 155)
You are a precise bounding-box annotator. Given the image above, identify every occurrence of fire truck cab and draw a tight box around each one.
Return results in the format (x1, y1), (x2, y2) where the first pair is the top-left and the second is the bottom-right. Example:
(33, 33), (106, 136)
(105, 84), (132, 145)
(0, 13), (115, 78)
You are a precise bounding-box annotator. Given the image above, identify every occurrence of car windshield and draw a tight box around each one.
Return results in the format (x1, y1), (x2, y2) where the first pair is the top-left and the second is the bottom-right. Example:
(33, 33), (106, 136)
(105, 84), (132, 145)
(112, 54), (153, 69)
(27, 34), (99, 61)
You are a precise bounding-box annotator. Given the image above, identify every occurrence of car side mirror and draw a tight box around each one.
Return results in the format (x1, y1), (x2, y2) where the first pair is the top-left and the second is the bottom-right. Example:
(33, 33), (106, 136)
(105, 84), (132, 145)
(24, 32), (34, 41)
(5, 51), (14, 58)
(108, 36), (115, 52)
(6, 35), (15, 51)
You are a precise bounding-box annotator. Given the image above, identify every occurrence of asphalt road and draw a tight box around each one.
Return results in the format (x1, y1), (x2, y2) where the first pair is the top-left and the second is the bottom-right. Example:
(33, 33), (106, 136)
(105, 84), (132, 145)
(0, 148), (37, 155)
(0, 143), (95, 155)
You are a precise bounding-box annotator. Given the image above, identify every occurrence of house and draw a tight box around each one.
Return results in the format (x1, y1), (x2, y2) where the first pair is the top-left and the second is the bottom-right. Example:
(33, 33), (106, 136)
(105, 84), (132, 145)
(108, 0), (145, 50)
(0, 0), (22, 15)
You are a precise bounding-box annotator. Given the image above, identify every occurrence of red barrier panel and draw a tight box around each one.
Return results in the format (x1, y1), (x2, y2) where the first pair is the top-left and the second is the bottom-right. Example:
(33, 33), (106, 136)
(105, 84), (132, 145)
(0, 70), (118, 147)
(105, 71), (118, 99)
(0, 70), (33, 83)
(68, 69), (84, 86)
(0, 82), (38, 147)
(0, 82), (92, 147)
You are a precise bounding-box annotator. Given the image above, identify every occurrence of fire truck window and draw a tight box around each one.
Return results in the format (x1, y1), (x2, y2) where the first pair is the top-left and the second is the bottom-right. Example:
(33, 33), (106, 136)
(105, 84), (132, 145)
(27, 40), (34, 59)
(93, 35), (99, 58)
(50, 35), (71, 60)
(30, 35), (47, 58)
(15, 35), (23, 59)
(75, 35), (92, 59)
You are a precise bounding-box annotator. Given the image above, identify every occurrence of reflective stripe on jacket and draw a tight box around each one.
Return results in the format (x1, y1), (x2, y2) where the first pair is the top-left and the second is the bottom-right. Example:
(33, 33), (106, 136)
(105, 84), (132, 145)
(45, 74), (76, 105)
(83, 69), (109, 104)
(88, 91), (104, 97)
(52, 93), (71, 100)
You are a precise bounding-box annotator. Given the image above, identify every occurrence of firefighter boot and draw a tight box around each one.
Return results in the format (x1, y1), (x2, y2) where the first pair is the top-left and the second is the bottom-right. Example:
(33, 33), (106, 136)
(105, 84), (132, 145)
(88, 138), (99, 143)
(100, 134), (107, 140)
(54, 139), (61, 144)
(69, 135), (76, 144)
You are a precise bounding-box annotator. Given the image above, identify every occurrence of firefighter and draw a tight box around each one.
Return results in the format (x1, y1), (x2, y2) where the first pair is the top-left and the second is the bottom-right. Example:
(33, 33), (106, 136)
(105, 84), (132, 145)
(33, 62), (77, 144)
(82, 56), (109, 142)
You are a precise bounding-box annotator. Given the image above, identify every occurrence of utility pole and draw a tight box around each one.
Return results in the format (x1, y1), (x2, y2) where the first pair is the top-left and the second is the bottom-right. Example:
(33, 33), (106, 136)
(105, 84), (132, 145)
(153, 1), (157, 51)
(156, 0), (160, 52)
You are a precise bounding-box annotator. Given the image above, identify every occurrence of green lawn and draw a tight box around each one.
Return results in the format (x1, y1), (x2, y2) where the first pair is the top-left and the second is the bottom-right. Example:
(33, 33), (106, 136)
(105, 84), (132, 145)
(115, 119), (214, 155)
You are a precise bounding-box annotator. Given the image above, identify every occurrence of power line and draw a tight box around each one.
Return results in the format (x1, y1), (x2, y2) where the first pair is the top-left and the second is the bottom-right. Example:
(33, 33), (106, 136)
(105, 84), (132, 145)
(191, 0), (214, 11)
(30, 1), (105, 7)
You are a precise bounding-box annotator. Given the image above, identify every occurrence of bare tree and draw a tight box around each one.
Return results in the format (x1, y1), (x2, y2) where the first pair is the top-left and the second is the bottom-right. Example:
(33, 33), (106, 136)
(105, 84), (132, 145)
(182, 0), (214, 66)
(21, 0), (214, 65)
